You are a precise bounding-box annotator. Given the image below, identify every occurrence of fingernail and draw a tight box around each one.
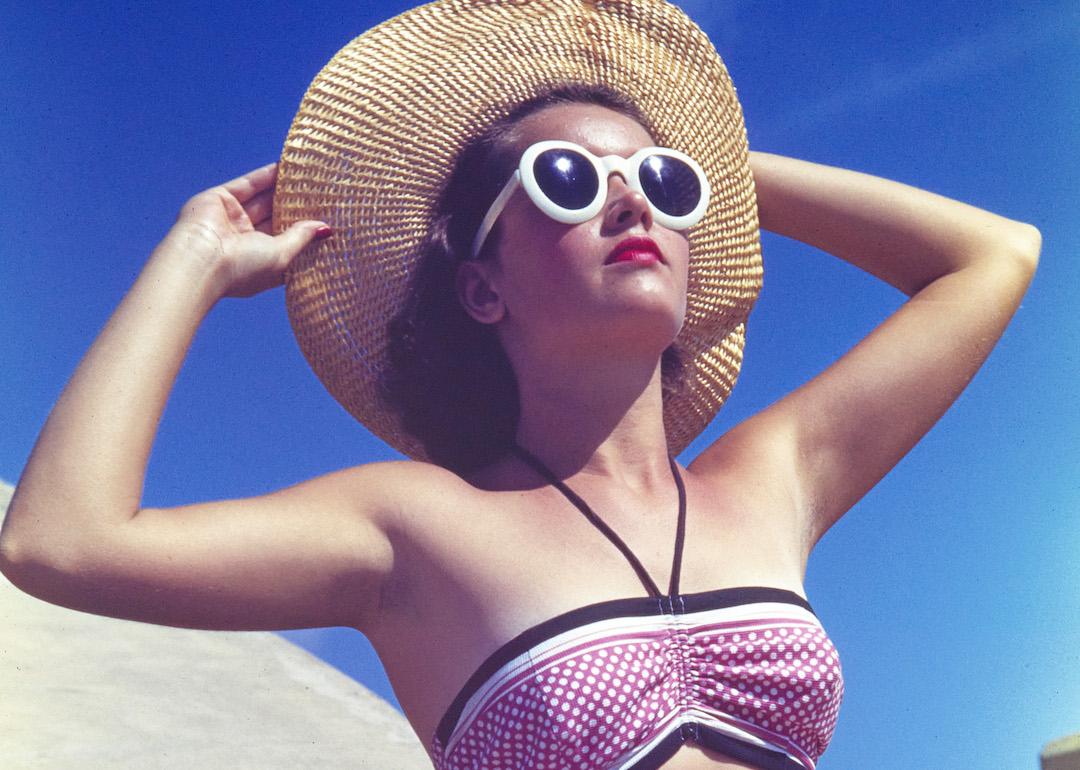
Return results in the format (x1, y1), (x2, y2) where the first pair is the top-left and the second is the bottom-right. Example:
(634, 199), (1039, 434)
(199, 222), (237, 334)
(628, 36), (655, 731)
(314, 225), (333, 240)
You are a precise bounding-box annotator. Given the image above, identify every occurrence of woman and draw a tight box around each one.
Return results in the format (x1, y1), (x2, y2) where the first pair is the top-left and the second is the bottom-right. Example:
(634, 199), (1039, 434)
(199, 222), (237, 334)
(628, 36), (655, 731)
(0, 2), (1039, 769)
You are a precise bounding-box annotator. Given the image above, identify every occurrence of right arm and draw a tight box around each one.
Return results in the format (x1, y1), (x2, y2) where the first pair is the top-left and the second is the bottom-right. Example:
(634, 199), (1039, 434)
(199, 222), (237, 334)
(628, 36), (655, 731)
(0, 164), (396, 633)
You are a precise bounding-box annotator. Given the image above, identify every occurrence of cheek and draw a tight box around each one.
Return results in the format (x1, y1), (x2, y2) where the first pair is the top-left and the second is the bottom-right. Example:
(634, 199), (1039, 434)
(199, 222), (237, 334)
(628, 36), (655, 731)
(496, 209), (581, 283)
(666, 237), (692, 323)
(662, 233), (691, 288)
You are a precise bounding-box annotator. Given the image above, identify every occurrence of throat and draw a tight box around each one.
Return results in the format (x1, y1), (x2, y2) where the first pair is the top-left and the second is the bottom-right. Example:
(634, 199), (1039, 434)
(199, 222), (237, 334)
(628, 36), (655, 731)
(512, 358), (670, 477)
(510, 443), (688, 600)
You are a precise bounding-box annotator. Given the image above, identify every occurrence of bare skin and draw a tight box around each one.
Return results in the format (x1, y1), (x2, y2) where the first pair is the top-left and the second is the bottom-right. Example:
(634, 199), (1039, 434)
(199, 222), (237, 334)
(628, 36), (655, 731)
(0, 103), (1039, 768)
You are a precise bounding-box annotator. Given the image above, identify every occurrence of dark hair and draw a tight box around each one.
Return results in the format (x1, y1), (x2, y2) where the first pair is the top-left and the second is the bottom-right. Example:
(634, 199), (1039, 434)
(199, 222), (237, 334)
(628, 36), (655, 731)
(381, 84), (684, 474)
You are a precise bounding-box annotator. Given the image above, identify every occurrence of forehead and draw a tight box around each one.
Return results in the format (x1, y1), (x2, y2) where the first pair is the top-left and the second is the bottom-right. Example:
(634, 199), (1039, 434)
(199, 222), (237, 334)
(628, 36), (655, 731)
(511, 102), (654, 157)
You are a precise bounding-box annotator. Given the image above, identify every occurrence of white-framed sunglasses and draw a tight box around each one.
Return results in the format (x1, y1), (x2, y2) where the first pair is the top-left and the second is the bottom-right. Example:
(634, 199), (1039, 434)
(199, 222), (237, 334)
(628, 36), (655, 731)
(471, 139), (711, 258)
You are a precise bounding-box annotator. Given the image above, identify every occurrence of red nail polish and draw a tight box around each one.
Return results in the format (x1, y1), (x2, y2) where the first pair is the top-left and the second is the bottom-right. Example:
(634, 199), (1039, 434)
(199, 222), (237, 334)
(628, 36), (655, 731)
(314, 225), (333, 240)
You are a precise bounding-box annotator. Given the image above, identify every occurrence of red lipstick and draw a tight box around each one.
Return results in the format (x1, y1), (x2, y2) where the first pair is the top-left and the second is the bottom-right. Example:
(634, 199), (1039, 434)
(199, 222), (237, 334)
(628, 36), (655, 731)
(606, 236), (664, 265)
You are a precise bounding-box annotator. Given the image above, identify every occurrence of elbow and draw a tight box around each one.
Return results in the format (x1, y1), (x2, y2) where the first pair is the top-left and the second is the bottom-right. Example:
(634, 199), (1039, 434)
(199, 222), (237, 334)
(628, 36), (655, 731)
(964, 221), (1040, 296)
(0, 534), (21, 584)
(0, 546), (81, 609)
(1, 505), (41, 595)
(1003, 221), (1041, 275)
(0, 526), (90, 607)
(0, 544), (37, 596)
(0, 525), (42, 596)
(0, 496), (86, 599)
(0, 494), (28, 585)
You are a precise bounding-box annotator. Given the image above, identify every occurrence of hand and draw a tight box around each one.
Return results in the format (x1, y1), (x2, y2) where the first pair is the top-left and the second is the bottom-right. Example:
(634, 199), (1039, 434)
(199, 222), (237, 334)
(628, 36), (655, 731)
(157, 163), (330, 299)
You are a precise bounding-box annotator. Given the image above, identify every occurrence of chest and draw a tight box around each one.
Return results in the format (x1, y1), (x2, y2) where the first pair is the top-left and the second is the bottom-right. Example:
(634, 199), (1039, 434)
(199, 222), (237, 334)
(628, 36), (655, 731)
(459, 472), (800, 600)
(426, 587), (841, 770)
(370, 475), (807, 747)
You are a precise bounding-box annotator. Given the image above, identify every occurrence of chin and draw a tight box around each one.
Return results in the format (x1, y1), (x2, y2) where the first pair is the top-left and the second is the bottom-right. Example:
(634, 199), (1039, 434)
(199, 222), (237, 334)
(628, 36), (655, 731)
(601, 266), (685, 314)
(591, 300), (685, 353)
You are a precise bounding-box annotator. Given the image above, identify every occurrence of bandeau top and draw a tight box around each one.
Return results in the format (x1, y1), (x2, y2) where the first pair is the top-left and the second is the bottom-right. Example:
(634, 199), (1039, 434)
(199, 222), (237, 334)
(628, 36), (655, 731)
(430, 448), (843, 770)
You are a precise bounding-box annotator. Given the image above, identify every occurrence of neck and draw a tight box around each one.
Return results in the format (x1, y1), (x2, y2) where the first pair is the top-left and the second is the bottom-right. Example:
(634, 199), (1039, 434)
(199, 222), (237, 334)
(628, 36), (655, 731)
(511, 351), (673, 485)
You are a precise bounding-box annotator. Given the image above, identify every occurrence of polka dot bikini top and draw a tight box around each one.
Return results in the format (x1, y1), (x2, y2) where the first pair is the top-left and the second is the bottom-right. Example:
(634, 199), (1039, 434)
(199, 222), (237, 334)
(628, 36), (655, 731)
(431, 448), (844, 770)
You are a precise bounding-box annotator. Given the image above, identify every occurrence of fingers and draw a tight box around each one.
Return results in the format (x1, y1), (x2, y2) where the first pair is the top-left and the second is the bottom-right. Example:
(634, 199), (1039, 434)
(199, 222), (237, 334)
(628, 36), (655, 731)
(273, 220), (333, 261)
(244, 188), (275, 230)
(221, 162), (278, 204)
(221, 220), (332, 298)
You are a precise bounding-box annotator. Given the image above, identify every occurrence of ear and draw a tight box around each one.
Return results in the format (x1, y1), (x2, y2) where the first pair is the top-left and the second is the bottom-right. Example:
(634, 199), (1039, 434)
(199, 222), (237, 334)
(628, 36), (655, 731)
(456, 260), (506, 324)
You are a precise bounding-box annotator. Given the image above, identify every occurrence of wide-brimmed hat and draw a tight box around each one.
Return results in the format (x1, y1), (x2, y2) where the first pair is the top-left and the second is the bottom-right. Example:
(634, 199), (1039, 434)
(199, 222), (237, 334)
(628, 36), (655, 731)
(273, 0), (762, 461)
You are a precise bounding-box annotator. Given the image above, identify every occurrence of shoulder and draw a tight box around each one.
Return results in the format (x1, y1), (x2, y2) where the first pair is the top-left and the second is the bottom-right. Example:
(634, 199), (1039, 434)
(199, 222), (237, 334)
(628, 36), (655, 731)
(686, 415), (812, 553)
(318, 458), (485, 526)
(688, 412), (800, 495)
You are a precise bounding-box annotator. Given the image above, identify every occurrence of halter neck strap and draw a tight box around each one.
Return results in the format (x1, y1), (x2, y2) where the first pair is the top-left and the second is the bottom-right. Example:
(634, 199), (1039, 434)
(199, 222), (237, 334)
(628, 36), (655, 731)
(512, 445), (687, 598)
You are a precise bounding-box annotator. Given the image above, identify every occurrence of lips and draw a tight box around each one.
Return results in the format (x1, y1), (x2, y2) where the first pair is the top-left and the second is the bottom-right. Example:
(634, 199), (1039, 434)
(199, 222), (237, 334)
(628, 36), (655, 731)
(605, 236), (664, 265)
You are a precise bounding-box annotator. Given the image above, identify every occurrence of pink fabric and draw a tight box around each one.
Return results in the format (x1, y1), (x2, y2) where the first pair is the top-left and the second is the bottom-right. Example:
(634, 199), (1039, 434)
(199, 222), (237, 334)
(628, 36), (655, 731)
(432, 596), (843, 770)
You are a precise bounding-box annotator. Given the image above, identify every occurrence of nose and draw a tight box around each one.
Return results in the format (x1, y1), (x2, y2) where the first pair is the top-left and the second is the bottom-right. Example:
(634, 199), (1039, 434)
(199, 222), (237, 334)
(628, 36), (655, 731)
(602, 172), (653, 231)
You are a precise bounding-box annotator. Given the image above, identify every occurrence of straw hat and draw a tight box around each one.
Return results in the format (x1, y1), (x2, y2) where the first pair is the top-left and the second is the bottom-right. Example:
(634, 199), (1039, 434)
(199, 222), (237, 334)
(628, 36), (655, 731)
(273, 0), (762, 461)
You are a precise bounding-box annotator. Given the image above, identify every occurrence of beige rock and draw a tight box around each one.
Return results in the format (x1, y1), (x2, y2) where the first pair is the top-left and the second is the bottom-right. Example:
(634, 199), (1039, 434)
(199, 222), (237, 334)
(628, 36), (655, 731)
(0, 481), (430, 769)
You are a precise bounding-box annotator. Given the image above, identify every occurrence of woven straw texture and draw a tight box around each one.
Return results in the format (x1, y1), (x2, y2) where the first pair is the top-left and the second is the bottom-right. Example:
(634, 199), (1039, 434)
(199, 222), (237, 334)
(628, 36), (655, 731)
(274, 0), (762, 461)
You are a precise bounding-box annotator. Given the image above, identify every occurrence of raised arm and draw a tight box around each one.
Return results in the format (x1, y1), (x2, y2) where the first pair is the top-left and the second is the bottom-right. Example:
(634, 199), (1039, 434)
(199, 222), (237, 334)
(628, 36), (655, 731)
(692, 152), (1040, 552)
(0, 165), (396, 633)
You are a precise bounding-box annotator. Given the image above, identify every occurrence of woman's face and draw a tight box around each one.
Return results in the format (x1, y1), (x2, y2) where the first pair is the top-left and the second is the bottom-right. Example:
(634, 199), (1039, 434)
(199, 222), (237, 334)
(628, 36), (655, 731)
(468, 103), (691, 361)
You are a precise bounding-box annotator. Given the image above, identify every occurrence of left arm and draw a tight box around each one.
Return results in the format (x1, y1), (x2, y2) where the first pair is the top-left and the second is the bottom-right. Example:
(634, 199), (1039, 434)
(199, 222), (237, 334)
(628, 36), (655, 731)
(692, 152), (1040, 551)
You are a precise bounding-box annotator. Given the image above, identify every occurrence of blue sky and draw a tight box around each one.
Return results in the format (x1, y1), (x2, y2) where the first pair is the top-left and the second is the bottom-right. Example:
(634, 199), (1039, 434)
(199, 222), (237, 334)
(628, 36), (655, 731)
(2, 2), (1078, 768)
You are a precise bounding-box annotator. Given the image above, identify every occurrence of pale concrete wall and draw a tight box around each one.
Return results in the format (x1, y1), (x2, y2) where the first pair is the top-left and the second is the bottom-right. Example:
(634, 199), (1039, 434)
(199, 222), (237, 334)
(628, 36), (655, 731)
(1042, 733), (1080, 770)
(0, 481), (431, 769)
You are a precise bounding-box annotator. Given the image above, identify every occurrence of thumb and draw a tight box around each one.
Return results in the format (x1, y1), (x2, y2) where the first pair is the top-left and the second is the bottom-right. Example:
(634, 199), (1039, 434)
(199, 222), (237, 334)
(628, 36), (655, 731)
(275, 220), (333, 264)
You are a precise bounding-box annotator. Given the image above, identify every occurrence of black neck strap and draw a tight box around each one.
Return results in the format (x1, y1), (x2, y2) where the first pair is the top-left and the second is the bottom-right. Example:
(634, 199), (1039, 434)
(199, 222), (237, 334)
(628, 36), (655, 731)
(512, 445), (687, 599)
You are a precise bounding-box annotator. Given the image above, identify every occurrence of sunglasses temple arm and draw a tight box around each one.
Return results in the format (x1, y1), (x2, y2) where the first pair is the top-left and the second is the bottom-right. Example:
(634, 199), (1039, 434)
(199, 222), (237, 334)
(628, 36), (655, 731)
(471, 170), (522, 258)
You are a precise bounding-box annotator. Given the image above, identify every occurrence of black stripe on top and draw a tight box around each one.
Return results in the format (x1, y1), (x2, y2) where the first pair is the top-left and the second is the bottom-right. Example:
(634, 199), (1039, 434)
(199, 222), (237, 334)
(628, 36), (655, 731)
(434, 586), (815, 747)
(696, 727), (808, 770)
(632, 724), (808, 770)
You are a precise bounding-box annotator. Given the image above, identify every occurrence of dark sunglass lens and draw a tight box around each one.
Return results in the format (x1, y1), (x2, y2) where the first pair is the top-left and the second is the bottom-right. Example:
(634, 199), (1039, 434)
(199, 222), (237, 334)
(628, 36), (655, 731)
(533, 149), (598, 210)
(638, 155), (702, 217)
